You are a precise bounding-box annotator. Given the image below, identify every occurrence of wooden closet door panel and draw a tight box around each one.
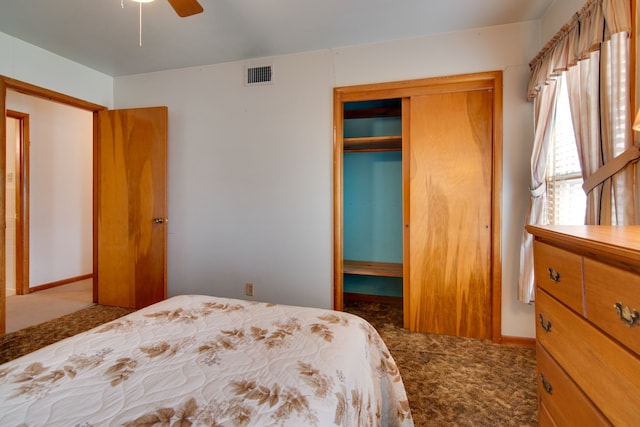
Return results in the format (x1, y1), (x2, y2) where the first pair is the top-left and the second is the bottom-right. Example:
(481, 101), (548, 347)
(408, 89), (493, 339)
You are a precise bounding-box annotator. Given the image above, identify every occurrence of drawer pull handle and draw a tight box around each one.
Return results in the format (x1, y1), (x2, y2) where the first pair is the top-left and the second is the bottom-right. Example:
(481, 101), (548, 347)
(547, 267), (560, 283)
(540, 373), (553, 395)
(614, 302), (640, 327)
(539, 314), (552, 333)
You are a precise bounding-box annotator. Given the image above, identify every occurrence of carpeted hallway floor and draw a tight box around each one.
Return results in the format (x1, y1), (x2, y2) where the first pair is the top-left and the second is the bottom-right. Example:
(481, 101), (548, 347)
(5, 280), (94, 333)
(0, 299), (537, 426)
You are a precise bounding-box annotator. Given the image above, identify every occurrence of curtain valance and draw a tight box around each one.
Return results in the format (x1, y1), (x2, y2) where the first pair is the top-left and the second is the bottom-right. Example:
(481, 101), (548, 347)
(527, 0), (631, 101)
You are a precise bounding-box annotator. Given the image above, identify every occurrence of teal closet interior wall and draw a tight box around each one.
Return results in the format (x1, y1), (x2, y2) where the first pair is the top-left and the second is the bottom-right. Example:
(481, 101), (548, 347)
(343, 151), (402, 262)
(343, 100), (402, 298)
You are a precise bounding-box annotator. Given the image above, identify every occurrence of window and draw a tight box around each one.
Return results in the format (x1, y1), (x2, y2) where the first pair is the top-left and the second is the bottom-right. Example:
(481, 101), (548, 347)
(545, 74), (586, 225)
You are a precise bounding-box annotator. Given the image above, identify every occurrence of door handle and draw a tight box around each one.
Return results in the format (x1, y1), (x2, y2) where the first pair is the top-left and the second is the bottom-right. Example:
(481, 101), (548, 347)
(153, 217), (168, 224)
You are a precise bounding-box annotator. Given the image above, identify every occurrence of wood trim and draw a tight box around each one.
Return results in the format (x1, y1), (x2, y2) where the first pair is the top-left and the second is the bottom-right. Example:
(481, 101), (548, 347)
(344, 292), (403, 306)
(334, 72), (501, 101)
(333, 71), (503, 342)
(1, 76), (105, 111)
(28, 274), (94, 293)
(333, 89), (344, 311)
(0, 77), (6, 336)
(93, 111), (100, 304)
(402, 97), (411, 329)
(344, 106), (401, 119)
(343, 260), (402, 277)
(333, 98), (403, 308)
(632, 0), (636, 115)
(500, 335), (536, 348)
(6, 110), (30, 296)
(344, 136), (402, 151)
(491, 72), (504, 344)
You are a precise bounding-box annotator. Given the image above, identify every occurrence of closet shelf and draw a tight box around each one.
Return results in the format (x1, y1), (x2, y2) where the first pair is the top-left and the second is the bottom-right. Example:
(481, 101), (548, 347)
(343, 260), (403, 277)
(344, 106), (401, 119)
(344, 136), (402, 152)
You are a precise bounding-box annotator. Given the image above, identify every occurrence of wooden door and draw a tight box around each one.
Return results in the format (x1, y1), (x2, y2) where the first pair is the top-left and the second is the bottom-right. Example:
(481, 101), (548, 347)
(407, 89), (493, 339)
(97, 107), (168, 309)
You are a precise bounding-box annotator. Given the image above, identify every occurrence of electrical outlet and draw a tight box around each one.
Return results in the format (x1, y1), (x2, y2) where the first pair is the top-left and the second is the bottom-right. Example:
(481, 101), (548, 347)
(245, 283), (254, 296)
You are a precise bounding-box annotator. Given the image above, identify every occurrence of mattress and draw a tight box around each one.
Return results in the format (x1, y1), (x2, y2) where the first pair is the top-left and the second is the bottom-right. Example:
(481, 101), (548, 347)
(0, 294), (413, 426)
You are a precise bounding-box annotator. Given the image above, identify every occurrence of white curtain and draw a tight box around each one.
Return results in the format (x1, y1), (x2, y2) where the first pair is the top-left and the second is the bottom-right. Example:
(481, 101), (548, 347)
(518, 0), (634, 303)
(568, 31), (637, 226)
(594, 32), (639, 224)
(517, 81), (558, 303)
(566, 51), (602, 224)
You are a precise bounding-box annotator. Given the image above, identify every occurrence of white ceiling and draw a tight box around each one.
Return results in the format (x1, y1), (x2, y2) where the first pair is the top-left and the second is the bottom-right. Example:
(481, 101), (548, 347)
(0, 0), (554, 77)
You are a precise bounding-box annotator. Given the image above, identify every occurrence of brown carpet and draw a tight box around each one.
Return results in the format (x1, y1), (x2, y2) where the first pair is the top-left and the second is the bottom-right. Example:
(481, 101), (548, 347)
(344, 301), (538, 426)
(0, 301), (537, 426)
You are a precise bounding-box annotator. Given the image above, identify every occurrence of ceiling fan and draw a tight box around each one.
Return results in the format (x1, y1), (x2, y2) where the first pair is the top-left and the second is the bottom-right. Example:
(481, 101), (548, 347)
(128, 0), (202, 45)
(167, 0), (203, 17)
(131, 0), (202, 17)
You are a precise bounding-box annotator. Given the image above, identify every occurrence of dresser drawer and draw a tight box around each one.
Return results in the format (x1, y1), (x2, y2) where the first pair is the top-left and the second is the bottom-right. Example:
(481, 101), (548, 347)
(538, 401), (557, 427)
(533, 241), (584, 314)
(536, 289), (640, 424)
(584, 258), (640, 356)
(536, 342), (610, 426)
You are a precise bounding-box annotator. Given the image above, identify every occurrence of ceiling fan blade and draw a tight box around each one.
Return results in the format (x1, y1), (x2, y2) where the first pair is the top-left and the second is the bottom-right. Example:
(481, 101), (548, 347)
(167, 0), (203, 17)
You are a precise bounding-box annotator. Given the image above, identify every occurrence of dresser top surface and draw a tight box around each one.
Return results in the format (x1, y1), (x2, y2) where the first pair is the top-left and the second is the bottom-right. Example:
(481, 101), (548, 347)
(526, 225), (640, 266)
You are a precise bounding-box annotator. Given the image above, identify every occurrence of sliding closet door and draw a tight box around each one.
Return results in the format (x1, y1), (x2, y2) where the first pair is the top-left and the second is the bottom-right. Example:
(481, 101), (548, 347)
(408, 89), (493, 339)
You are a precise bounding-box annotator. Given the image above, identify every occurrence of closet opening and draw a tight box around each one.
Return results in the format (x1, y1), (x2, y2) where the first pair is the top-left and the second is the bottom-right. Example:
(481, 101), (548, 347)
(334, 72), (503, 341)
(342, 98), (403, 306)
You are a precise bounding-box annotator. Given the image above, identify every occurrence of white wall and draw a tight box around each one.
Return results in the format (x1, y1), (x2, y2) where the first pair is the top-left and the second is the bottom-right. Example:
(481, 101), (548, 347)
(115, 21), (541, 338)
(6, 91), (93, 288)
(542, 0), (586, 45)
(115, 53), (335, 309)
(0, 32), (113, 108)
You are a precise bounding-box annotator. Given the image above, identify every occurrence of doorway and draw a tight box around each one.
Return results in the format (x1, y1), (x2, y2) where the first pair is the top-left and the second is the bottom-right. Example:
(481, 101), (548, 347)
(6, 90), (93, 296)
(0, 77), (169, 336)
(342, 99), (403, 305)
(0, 76), (105, 336)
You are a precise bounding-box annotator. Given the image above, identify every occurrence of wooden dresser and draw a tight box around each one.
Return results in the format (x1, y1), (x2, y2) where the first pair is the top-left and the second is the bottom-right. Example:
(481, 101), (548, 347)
(527, 225), (640, 426)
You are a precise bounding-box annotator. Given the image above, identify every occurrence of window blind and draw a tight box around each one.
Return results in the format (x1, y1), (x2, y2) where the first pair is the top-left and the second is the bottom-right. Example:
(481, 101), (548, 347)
(546, 75), (586, 225)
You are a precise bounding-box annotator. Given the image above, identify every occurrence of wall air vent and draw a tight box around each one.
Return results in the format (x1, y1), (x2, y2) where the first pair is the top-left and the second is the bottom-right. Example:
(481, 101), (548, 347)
(245, 65), (273, 86)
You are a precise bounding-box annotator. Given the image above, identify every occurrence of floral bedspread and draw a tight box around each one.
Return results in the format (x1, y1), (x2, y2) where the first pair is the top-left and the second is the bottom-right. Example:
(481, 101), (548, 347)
(0, 295), (413, 426)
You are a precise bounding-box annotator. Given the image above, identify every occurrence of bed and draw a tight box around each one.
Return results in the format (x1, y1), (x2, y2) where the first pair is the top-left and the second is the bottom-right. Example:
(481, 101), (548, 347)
(0, 294), (413, 426)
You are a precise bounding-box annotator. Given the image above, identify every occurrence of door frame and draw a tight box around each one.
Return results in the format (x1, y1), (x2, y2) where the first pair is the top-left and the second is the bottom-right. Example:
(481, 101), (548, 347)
(0, 76), (106, 336)
(5, 109), (29, 296)
(333, 71), (504, 343)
